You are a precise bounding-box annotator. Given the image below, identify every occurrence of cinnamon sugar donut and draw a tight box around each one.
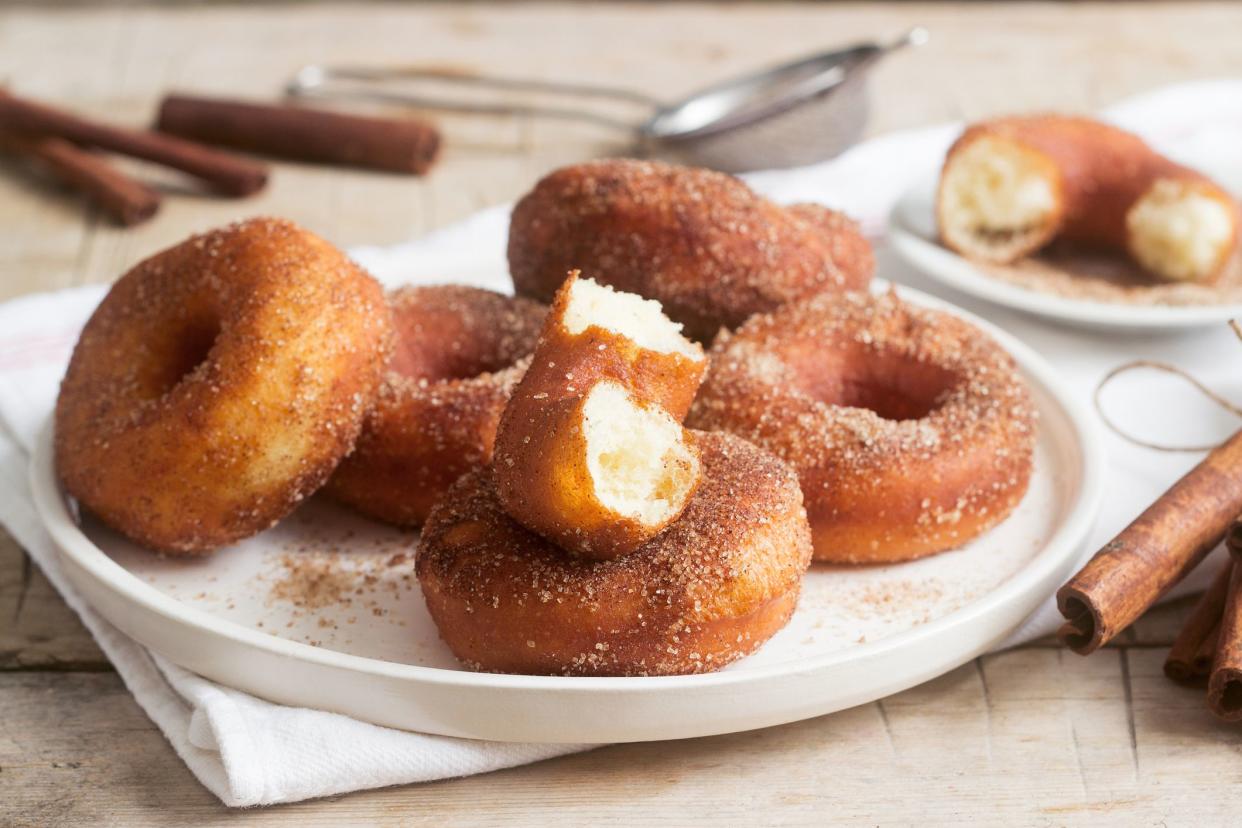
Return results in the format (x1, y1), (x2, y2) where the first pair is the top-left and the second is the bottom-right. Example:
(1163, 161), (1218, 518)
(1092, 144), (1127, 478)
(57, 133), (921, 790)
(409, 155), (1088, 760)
(493, 273), (706, 559)
(418, 430), (812, 676)
(938, 115), (1240, 283)
(325, 286), (545, 526)
(688, 291), (1036, 564)
(508, 159), (874, 342)
(55, 218), (390, 554)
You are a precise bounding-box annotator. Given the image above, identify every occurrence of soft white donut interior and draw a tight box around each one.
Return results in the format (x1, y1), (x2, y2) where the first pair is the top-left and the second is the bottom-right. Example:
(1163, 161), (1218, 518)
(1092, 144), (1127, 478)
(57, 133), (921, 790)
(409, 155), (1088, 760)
(1127, 179), (1235, 282)
(563, 276), (701, 359)
(582, 380), (698, 526)
(940, 136), (1059, 257)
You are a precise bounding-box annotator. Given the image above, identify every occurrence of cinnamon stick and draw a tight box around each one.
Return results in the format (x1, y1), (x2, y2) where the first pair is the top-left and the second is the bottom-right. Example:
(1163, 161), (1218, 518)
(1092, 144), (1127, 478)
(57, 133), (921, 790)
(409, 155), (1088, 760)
(0, 131), (160, 226)
(156, 94), (441, 175)
(1227, 517), (1242, 559)
(1192, 621), (1221, 680)
(1208, 562), (1242, 721)
(0, 89), (267, 196)
(1163, 561), (1232, 684)
(1057, 428), (1242, 654)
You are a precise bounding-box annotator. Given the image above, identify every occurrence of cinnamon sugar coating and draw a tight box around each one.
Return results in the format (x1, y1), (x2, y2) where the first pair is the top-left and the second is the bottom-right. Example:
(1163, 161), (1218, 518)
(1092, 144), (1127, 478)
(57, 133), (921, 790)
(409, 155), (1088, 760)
(688, 290), (1037, 563)
(55, 218), (391, 554)
(492, 272), (706, 559)
(325, 286), (545, 527)
(508, 159), (874, 342)
(418, 431), (812, 676)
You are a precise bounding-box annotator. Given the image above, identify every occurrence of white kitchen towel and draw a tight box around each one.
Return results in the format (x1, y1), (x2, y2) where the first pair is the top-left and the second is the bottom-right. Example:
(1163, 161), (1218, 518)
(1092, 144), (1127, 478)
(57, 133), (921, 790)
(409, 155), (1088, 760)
(2, 78), (1241, 807)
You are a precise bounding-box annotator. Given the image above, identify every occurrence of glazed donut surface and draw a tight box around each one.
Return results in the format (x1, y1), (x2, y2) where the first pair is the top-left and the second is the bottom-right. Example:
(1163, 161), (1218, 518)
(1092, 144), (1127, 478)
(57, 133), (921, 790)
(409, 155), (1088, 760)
(688, 290), (1037, 564)
(508, 158), (874, 342)
(325, 285), (545, 526)
(55, 218), (390, 554)
(418, 430), (812, 676)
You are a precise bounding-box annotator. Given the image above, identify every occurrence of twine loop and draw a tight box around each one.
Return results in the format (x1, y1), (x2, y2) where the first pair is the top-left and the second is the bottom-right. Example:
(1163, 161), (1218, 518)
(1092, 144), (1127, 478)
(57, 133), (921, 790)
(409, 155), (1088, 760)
(1094, 320), (1242, 452)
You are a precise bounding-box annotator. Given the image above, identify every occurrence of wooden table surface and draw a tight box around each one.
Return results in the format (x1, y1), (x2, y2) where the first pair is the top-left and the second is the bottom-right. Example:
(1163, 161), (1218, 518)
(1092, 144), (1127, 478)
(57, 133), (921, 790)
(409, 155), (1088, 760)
(3, 2), (1242, 825)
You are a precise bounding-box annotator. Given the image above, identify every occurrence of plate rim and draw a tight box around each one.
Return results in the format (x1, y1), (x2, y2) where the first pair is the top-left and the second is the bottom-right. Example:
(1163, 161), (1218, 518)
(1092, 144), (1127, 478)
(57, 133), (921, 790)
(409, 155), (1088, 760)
(887, 173), (1242, 329)
(30, 283), (1107, 699)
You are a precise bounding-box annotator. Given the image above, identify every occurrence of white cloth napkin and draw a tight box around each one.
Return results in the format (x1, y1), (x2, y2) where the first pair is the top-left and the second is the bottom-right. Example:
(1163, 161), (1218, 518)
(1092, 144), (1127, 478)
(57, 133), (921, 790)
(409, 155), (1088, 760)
(2, 79), (1240, 808)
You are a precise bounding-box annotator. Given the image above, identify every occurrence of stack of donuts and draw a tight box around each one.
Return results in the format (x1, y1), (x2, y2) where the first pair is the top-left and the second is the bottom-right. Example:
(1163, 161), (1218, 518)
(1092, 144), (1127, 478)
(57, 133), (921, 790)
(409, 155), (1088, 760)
(419, 271), (813, 675)
(55, 157), (1038, 677)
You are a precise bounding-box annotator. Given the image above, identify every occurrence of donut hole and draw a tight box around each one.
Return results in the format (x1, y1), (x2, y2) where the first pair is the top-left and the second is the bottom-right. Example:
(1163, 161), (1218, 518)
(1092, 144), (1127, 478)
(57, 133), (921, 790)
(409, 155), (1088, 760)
(388, 289), (540, 382)
(940, 136), (1059, 259)
(582, 380), (699, 527)
(389, 312), (481, 381)
(789, 346), (957, 422)
(149, 314), (221, 397)
(1127, 179), (1235, 282)
(562, 276), (700, 359)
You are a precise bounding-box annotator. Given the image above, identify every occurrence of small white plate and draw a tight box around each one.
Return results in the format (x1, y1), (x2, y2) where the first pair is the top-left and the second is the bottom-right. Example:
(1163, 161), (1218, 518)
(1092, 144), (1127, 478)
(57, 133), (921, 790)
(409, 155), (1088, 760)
(888, 173), (1242, 333)
(31, 286), (1104, 744)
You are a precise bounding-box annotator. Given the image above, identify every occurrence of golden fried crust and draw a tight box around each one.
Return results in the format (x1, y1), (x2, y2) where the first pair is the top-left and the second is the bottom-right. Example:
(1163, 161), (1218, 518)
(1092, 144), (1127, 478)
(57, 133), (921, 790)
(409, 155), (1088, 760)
(492, 272), (706, 559)
(508, 159), (875, 342)
(55, 218), (391, 554)
(688, 291), (1037, 564)
(324, 286), (545, 527)
(493, 390), (702, 560)
(938, 115), (1240, 276)
(418, 431), (812, 676)
(512, 271), (706, 419)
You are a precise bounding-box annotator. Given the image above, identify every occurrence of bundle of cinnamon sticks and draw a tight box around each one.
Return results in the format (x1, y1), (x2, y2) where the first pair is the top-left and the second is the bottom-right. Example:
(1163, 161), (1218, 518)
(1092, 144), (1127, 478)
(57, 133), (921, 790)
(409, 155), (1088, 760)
(0, 89), (440, 227)
(1057, 428), (1242, 721)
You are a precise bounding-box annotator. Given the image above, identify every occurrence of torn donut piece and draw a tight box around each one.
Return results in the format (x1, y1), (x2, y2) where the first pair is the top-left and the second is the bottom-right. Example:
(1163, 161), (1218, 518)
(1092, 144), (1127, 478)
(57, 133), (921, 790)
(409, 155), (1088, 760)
(495, 379), (701, 561)
(493, 272), (707, 560)
(532, 270), (707, 419)
(937, 115), (1240, 284)
(1127, 179), (1239, 283)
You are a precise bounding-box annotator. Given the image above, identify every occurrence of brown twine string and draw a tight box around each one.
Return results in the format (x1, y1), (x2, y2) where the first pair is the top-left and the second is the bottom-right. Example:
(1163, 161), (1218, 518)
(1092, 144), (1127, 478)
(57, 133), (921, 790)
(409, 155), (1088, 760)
(1094, 320), (1242, 453)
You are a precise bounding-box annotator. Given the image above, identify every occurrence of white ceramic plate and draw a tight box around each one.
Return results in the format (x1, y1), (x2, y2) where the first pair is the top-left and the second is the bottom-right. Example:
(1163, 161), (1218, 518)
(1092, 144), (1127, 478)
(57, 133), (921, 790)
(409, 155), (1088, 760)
(888, 172), (1242, 333)
(31, 285), (1104, 744)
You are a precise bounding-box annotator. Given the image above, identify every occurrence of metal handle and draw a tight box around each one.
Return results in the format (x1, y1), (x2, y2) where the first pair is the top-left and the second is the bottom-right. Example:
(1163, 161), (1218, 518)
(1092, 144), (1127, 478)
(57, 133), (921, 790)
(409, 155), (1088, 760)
(286, 64), (657, 132)
(888, 26), (930, 54)
(285, 29), (927, 139)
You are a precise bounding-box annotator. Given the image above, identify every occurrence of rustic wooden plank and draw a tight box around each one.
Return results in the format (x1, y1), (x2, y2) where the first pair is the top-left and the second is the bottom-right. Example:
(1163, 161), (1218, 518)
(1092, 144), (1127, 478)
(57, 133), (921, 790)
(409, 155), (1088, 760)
(0, 528), (105, 670)
(2, 661), (1238, 826)
(0, 671), (220, 828)
(0, 159), (95, 302)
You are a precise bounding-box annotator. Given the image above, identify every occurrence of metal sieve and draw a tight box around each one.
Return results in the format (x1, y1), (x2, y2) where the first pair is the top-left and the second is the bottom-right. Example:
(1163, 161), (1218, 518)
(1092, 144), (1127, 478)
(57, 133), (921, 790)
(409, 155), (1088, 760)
(286, 27), (927, 172)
